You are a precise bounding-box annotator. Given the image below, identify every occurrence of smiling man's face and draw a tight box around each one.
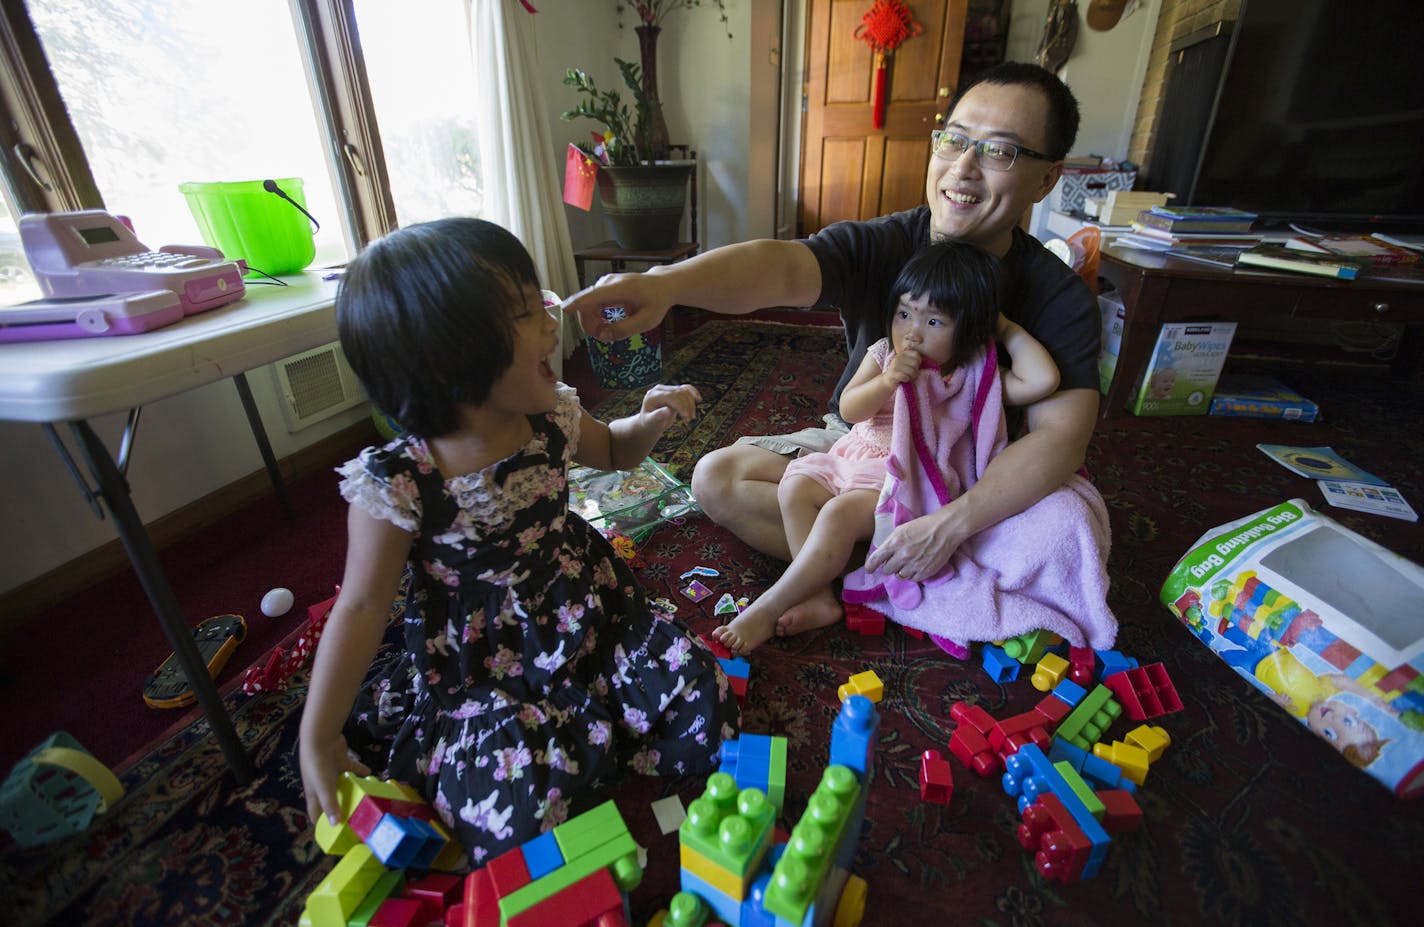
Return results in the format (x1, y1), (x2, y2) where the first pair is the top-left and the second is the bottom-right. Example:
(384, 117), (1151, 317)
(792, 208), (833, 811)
(926, 81), (1063, 256)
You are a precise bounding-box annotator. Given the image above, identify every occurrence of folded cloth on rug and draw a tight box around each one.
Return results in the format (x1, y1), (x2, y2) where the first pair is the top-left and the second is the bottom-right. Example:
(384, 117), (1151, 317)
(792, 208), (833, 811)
(842, 348), (1117, 650)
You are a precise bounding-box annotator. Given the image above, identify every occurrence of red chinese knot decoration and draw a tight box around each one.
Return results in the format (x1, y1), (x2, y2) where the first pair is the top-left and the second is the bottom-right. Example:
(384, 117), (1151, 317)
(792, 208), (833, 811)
(855, 0), (923, 128)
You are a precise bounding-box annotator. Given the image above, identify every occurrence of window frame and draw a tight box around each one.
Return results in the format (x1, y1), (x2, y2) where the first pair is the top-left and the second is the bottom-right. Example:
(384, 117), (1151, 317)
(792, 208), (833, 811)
(0, 0), (397, 251)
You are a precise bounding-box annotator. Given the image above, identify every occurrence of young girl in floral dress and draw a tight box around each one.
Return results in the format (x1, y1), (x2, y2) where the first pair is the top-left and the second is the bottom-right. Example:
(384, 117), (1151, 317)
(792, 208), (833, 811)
(299, 218), (738, 865)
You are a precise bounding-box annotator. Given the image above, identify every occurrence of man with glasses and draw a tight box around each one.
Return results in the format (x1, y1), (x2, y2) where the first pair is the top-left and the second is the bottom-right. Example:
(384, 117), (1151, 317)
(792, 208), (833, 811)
(565, 63), (1099, 640)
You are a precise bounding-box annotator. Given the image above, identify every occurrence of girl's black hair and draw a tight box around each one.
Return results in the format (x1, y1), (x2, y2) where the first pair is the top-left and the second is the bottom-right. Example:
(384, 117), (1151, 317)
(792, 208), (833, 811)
(886, 240), (1004, 373)
(335, 217), (540, 438)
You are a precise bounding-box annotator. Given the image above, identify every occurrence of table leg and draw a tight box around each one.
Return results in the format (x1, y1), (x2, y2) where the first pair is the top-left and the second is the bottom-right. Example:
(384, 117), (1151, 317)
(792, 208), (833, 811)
(233, 372), (294, 518)
(69, 420), (256, 786)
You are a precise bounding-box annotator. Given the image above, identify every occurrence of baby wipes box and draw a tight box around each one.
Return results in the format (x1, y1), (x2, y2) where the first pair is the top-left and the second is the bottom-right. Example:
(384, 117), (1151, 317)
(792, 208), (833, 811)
(1129, 321), (1237, 415)
(1161, 499), (1424, 798)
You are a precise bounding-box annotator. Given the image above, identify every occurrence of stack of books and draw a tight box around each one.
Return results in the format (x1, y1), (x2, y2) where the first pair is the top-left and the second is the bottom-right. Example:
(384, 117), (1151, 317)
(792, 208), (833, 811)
(1235, 243), (1368, 279)
(1115, 205), (1260, 253)
(1283, 233), (1421, 266)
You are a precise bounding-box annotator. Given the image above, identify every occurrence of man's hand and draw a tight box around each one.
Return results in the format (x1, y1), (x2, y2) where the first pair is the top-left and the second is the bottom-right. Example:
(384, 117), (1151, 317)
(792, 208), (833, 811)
(862, 506), (968, 582)
(562, 272), (671, 342)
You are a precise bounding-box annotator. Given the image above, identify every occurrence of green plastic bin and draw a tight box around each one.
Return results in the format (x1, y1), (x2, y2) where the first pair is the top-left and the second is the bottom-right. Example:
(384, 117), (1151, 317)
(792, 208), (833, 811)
(179, 177), (316, 276)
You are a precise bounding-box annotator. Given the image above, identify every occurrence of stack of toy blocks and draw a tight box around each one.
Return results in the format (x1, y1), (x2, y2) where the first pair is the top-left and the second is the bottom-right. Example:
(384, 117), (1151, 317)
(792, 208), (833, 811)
(304, 773), (464, 926)
(464, 799), (642, 926)
(677, 772), (777, 925)
(940, 642), (1187, 883)
(720, 734), (788, 816)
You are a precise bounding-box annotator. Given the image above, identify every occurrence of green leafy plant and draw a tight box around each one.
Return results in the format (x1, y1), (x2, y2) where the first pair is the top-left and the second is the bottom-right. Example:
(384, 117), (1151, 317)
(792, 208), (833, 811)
(561, 58), (655, 167)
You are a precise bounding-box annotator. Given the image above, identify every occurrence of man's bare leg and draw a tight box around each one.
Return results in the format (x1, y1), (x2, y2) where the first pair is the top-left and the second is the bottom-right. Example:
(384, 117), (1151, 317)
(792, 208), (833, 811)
(691, 444), (794, 560)
(713, 490), (876, 655)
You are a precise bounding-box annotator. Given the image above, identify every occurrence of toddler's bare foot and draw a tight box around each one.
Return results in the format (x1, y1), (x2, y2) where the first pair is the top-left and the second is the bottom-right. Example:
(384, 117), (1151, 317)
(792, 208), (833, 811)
(713, 609), (777, 657)
(774, 588), (844, 637)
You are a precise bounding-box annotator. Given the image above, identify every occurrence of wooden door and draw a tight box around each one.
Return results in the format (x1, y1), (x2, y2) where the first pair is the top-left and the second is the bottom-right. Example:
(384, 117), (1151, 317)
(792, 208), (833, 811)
(799, 0), (969, 236)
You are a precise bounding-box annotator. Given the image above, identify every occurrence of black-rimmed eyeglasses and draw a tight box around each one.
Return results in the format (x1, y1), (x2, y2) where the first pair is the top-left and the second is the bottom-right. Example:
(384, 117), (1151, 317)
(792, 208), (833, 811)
(931, 129), (1054, 171)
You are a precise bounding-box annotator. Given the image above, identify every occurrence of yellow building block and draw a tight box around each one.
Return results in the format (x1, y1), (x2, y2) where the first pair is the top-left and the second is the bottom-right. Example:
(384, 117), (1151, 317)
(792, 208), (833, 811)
(1030, 653), (1070, 692)
(1124, 724), (1171, 763)
(837, 670), (884, 704)
(1092, 740), (1149, 786)
(304, 843), (386, 927)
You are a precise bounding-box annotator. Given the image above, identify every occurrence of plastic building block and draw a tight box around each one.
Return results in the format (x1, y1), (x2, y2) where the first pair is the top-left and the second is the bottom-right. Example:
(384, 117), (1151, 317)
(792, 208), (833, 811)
(1003, 745), (1111, 879)
(1032, 692), (1071, 729)
(843, 602), (886, 635)
(368, 897), (426, 927)
(837, 670), (884, 704)
(1103, 663), (1183, 720)
(829, 695), (879, 778)
(403, 872), (461, 912)
(506, 867), (624, 927)
(1001, 629), (1061, 664)
(346, 870), (405, 927)
(461, 867), (500, 927)
(762, 766), (860, 925)
(653, 891), (711, 927)
(988, 711), (1050, 758)
(948, 701), (1002, 777)
(1055, 684), (1122, 750)
(1048, 738), (1136, 793)
(1048, 678), (1088, 709)
(919, 750), (953, 804)
(485, 844), (532, 899)
(1097, 789), (1143, 833)
(1017, 793), (1093, 884)
(981, 644), (1020, 682)
(1091, 740), (1150, 786)
(677, 864), (740, 926)
(1124, 724), (1171, 762)
(680, 779), (774, 889)
(367, 813), (438, 869)
(520, 830), (564, 881)
(305, 843), (386, 927)
(1031, 652), (1070, 691)
(1093, 650), (1137, 680)
(1066, 647), (1096, 686)
(498, 826), (640, 922)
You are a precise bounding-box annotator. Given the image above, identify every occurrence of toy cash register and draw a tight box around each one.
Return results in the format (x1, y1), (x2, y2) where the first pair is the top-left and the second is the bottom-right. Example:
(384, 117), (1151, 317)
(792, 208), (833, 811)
(1, 209), (246, 342)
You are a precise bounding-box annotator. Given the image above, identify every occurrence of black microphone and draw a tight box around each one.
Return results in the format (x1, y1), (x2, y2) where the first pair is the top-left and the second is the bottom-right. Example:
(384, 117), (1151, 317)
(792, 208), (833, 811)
(263, 179), (321, 232)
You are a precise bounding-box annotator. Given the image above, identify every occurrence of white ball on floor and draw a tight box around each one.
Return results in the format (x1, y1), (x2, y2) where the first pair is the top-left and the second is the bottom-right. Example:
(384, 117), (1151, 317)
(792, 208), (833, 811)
(261, 587), (294, 617)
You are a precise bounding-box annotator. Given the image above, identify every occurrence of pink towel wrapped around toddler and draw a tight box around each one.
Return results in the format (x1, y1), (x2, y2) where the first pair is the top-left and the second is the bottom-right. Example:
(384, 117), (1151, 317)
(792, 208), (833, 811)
(842, 349), (1117, 651)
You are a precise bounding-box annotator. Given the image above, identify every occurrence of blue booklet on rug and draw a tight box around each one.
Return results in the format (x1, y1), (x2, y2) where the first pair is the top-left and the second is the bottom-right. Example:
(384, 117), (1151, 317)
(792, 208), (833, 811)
(1256, 445), (1387, 485)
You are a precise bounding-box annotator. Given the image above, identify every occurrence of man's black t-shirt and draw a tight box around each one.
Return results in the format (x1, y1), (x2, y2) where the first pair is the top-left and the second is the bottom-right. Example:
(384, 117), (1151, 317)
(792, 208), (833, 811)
(802, 206), (1100, 417)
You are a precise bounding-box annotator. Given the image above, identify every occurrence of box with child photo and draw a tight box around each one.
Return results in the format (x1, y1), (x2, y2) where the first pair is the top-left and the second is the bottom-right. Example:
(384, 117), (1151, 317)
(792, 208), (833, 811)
(1130, 321), (1237, 416)
(1161, 499), (1424, 798)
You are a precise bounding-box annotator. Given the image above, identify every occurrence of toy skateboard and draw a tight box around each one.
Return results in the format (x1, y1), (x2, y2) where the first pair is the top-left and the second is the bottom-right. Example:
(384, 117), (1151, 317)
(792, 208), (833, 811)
(142, 613), (246, 708)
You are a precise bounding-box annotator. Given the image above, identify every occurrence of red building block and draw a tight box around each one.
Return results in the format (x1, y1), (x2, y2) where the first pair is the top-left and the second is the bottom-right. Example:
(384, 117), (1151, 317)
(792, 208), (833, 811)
(1032, 692), (1072, 729)
(484, 844), (532, 899)
(844, 602), (887, 635)
(1097, 789), (1143, 834)
(988, 711), (1051, 758)
(1067, 647), (1096, 687)
(949, 702), (1002, 777)
(1103, 663), (1182, 721)
(370, 897), (426, 927)
(462, 867), (500, 927)
(505, 867), (626, 927)
(1017, 793), (1092, 885)
(919, 749), (954, 804)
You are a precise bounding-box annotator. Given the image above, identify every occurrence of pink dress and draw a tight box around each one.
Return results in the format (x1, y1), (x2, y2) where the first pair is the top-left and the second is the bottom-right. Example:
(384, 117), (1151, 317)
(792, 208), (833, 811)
(783, 338), (896, 495)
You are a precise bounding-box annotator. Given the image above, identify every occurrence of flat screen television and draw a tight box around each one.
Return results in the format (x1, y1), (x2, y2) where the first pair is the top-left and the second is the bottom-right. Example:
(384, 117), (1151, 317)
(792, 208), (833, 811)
(1184, 0), (1424, 232)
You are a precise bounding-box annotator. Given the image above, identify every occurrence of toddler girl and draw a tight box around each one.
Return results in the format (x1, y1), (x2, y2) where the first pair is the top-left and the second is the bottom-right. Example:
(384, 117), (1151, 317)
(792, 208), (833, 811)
(714, 241), (1059, 654)
(299, 218), (739, 864)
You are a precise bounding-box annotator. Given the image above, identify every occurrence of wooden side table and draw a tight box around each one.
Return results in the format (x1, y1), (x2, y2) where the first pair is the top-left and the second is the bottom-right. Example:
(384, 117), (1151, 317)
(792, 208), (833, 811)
(572, 239), (700, 289)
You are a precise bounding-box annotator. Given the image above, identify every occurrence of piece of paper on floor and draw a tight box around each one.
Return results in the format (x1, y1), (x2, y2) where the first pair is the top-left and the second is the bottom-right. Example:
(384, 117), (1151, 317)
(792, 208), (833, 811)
(650, 795), (686, 835)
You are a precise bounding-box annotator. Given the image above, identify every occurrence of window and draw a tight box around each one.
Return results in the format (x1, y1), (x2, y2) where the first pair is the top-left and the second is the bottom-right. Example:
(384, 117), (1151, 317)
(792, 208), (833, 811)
(0, 0), (484, 304)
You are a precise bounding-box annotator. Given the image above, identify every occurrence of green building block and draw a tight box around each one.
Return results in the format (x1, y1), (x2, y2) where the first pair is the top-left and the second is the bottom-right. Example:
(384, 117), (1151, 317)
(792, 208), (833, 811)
(679, 781), (774, 878)
(348, 870), (405, 927)
(1056, 684), (1122, 750)
(499, 828), (639, 920)
(304, 843), (386, 927)
(1054, 760), (1105, 819)
(762, 765), (860, 924)
(767, 736), (788, 815)
(664, 891), (710, 927)
(1002, 629), (1060, 664)
(550, 799), (628, 862)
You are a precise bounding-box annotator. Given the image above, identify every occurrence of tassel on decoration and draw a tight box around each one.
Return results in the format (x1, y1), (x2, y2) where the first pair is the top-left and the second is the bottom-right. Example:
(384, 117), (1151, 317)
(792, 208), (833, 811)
(855, 0), (923, 129)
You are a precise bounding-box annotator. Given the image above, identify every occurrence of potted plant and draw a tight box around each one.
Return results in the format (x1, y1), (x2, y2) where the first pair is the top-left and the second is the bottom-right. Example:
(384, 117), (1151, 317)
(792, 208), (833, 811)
(562, 59), (693, 251)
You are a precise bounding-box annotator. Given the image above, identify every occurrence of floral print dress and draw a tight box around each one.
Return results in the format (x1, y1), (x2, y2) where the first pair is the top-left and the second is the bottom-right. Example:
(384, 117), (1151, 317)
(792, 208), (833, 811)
(337, 384), (738, 865)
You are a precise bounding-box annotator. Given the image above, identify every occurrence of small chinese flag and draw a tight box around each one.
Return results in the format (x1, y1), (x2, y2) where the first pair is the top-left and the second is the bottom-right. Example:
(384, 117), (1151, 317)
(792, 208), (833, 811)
(563, 143), (598, 210)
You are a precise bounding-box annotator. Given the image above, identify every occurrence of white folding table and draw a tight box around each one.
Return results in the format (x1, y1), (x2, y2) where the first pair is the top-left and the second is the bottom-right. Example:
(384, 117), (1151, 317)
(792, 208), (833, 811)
(0, 272), (342, 784)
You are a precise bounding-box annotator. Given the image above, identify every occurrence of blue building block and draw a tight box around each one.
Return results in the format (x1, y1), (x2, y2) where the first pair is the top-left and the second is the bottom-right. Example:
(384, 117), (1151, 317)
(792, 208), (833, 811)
(1003, 744), (1111, 876)
(829, 695), (879, 778)
(719, 656), (751, 680)
(520, 829), (564, 881)
(981, 644), (1020, 683)
(1049, 739), (1137, 794)
(680, 860), (743, 927)
(367, 813), (428, 869)
(1094, 650), (1137, 680)
(1050, 678), (1087, 708)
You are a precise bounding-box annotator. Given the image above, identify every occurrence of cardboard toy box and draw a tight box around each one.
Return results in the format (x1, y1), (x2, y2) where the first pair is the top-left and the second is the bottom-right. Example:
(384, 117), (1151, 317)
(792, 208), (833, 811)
(1209, 374), (1320, 422)
(1048, 166), (1138, 216)
(1130, 321), (1238, 416)
(1097, 291), (1126, 394)
(1161, 499), (1424, 798)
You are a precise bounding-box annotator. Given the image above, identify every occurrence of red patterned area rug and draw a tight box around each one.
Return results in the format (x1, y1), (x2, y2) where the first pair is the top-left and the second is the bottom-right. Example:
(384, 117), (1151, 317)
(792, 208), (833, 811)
(2, 319), (1422, 926)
